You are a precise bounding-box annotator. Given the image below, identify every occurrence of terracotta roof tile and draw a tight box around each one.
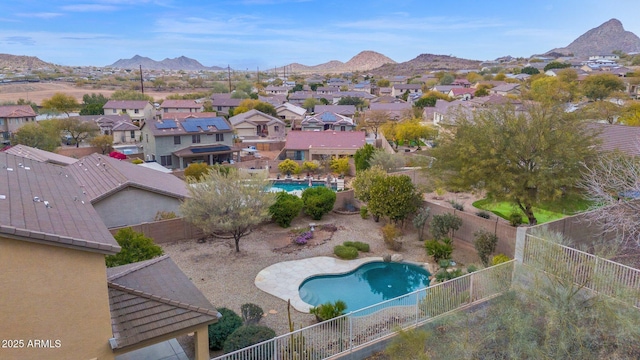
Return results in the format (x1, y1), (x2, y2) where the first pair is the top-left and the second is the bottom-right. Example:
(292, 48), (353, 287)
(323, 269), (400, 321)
(0, 105), (37, 117)
(285, 130), (365, 150)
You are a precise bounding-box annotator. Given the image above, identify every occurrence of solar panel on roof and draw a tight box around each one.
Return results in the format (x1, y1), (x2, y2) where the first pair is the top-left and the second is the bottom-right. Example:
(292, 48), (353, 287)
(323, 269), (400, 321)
(156, 120), (177, 129)
(320, 113), (337, 122)
(182, 117), (230, 132)
(191, 145), (231, 153)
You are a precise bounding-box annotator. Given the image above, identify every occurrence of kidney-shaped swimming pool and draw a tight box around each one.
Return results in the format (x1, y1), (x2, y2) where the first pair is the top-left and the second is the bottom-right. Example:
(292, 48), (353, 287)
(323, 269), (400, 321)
(298, 261), (431, 312)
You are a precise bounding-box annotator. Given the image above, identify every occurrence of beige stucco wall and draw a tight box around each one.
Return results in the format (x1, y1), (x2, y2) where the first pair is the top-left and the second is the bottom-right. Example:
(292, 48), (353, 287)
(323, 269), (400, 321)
(0, 236), (114, 360)
(94, 187), (182, 228)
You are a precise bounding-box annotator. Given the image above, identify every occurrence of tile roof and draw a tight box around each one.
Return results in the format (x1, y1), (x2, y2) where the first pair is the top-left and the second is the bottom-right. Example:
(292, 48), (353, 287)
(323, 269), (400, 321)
(210, 98), (242, 107)
(369, 103), (412, 111)
(2, 144), (78, 166)
(589, 123), (640, 157)
(0, 152), (120, 254)
(0, 105), (37, 118)
(107, 255), (219, 350)
(162, 112), (218, 121)
(229, 109), (285, 126)
(314, 105), (356, 116)
(66, 153), (189, 203)
(285, 130), (365, 150)
(160, 100), (201, 109)
(276, 102), (307, 116)
(103, 100), (151, 110)
(147, 117), (233, 137)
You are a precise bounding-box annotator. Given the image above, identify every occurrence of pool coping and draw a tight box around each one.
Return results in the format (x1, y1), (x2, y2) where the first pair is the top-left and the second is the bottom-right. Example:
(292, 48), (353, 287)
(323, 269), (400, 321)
(254, 256), (383, 313)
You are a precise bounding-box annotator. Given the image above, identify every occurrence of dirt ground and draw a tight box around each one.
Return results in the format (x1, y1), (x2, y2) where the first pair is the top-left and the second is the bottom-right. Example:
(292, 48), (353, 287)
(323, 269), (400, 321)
(162, 212), (481, 359)
(0, 82), (196, 105)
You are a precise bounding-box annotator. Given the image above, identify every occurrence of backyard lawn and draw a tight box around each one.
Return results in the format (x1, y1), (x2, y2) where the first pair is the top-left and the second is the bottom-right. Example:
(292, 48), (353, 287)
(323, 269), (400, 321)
(473, 194), (592, 224)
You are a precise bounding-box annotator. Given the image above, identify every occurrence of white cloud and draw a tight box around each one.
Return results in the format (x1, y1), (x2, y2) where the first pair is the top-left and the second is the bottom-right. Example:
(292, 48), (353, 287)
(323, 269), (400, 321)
(17, 12), (63, 19)
(61, 4), (119, 12)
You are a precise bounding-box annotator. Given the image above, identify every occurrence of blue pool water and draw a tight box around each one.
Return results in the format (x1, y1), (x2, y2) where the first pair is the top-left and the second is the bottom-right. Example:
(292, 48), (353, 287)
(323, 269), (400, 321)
(269, 180), (337, 193)
(299, 261), (431, 312)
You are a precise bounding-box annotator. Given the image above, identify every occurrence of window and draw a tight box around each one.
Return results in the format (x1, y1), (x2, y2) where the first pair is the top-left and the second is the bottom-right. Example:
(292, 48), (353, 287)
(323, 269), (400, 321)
(274, 126), (280, 133)
(130, 130), (135, 139)
(216, 133), (224, 142)
(0, 119), (3, 125)
(217, 106), (222, 111)
(121, 109), (126, 113)
(164, 108), (168, 113)
(160, 155), (172, 166)
(112, 109), (117, 114)
(340, 126), (346, 131)
(192, 134), (201, 143)
(145, 134), (148, 143)
(174, 136), (181, 145)
(134, 109), (139, 114)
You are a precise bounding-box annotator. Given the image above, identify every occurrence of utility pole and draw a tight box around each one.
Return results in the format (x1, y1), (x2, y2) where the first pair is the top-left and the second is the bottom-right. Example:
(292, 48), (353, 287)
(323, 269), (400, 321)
(227, 65), (232, 92)
(257, 66), (260, 84)
(139, 65), (144, 94)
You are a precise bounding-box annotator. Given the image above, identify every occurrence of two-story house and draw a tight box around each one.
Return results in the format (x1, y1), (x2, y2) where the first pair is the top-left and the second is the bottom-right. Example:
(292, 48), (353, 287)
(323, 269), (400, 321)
(391, 83), (422, 98)
(76, 114), (141, 145)
(275, 102), (307, 130)
(0, 105), (37, 144)
(141, 117), (239, 169)
(102, 100), (154, 123)
(159, 99), (203, 118)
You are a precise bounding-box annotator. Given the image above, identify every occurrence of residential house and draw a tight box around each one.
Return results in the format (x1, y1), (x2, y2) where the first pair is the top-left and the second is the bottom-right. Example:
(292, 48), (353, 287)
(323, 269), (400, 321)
(432, 85), (463, 95)
(0, 152), (218, 360)
(66, 153), (189, 228)
(210, 94), (242, 116)
(377, 87), (392, 97)
(368, 102), (412, 120)
(141, 117), (239, 170)
(275, 102), (307, 129)
(589, 123), (640, 157)
(491, 83), (521, 96)
(316, 86), (339, 95)
(589, 54), (620, 61)
(264, 85), (288, 95)
(370, 95), (405, 104)
(279, 130), (366, 161)
(448, 87), (476, 101)
(288, 91), (313, 106)
(300, 111), (355, 132)
(353, 81), (372, 93)
(331, 91), (375, 104)
(451, 79), (472, 88)
(159, 99), (203, 118)
(314, 105), (357, 117)
(391, 84), (422, 98)
(229, 109), (286, 139)
(2, 144), (78, 166)
(103, 100), (154, 123)
(0, 105), (37, 144)
(387, 75), (409, 85)
(259, 94), (287, 106)
(77, 114), (141, 145)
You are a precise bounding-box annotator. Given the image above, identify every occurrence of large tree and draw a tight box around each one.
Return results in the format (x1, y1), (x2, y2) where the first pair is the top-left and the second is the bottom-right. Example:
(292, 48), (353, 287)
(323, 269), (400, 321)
(368, 174), (422, 224)
(105, 227), (163, 267)
(57, 118), (99, 147)
(395, 119), (437, 149)
(431, 103), (599, 225)
(354, 143), (376, 172)
(581, 73), (626, 101)
(359, 110), (389, 139)
(12, 120), (60, 151)
(233, 99), (278, 117)
(352, 165), (387, 204)
(80, 93), (109, 115)
(181, 169), (275, 252)
(41, 92), (79, 117)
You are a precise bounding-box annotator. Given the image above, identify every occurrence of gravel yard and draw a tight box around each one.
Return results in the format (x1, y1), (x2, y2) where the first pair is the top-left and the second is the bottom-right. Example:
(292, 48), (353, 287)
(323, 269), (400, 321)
(163, 212), (480, 358)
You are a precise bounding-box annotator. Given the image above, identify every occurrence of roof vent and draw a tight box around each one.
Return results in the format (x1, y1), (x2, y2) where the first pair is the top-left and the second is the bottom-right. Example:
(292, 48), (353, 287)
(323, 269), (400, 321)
(44, 201), (52, 208)
(0, 195), (6, 200)
(33, 196), (41, 202)
(6, 167), (13, 171)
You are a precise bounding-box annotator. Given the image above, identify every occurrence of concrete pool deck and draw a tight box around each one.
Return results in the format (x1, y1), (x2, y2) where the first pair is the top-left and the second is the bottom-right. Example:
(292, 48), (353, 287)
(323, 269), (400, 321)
(255, 256), (382, 312)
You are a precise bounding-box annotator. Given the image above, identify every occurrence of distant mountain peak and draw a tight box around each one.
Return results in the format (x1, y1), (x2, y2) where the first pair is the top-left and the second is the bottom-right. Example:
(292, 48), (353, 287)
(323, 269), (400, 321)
(544, 18), (640, 58)
(107, 55), (223, 71)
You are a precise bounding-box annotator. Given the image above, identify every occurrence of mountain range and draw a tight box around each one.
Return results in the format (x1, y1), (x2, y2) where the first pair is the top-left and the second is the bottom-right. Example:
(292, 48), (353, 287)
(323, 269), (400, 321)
(2, 19), (640, 74)
(108, 55), (225, 71)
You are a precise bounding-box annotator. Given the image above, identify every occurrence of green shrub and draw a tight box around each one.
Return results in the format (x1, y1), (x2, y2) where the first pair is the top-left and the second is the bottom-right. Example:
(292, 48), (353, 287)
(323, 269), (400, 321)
(491, 253), (511, 265)
(301, 186), (336, 220)
(208, 307), (243, 350)
(309, 300), (347, 321)
(240, 303), (264, 326)
(360, 206), (369, 219)
(430, 213), (462, 240)
(435, 268), (463, 282)
(343, 241), (370, 252)
(269, 192), (303, 228)
(334, 245), (358, 259)
(509, 212), (524, 227)
(425, 237), (453, 262)
(105, 227), (163, 267)
(184, 162), (210, 181)
(467, 264), (478, 273)
(131, 158), (144, 164)
(449, 200), (464, 211)
(476, 210), (491, 219)
(223, 325), (276, 354)
(473, 229), (498, 266)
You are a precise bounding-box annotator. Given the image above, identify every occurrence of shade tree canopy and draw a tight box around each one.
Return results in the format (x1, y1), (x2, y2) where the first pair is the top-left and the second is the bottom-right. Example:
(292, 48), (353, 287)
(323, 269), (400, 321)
(431, 103), (599, 225)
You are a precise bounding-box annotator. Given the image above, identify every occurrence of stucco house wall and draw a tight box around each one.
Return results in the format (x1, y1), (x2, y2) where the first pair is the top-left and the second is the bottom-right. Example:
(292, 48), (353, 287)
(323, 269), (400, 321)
(0, 237), (114, 360)
(94, 187), (182, 228)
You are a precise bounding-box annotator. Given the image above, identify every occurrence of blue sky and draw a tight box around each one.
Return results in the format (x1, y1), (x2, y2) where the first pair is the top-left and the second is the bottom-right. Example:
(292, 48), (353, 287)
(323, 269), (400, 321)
(1, 0), (639, 69)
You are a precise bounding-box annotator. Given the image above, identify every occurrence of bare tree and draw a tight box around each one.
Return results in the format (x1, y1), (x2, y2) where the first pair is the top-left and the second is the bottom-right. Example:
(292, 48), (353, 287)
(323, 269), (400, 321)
(581, 151), (640, 247)
(181, 169), (276, 252)
(359, 110), (390, 139)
